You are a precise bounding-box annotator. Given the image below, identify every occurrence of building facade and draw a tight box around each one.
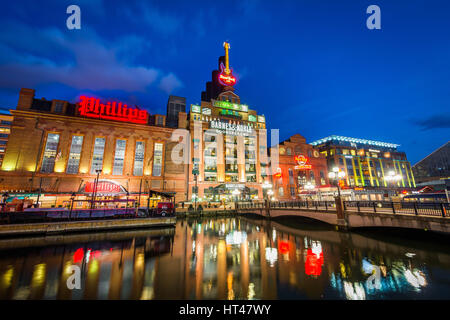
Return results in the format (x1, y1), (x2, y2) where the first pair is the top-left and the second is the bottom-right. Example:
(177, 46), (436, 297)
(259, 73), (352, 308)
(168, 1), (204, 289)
(166, 95), (186, 128)
(310, 135), (416, 189)
(0, 113), (13, 168)
(412, 141), (450, 184)
(186, 43), (269, 204)
(270, 134), (330, 200)
(0, 88), (188, 207)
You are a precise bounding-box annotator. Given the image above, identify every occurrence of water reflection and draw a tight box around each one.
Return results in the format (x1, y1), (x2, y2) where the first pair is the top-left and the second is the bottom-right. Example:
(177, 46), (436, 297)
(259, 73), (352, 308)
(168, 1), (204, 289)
(0, 217), (449, 300)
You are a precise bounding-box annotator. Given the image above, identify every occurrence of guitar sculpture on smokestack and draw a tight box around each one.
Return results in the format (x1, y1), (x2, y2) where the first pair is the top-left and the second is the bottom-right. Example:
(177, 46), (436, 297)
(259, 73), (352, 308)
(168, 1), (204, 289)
(218, 42), (237, 86)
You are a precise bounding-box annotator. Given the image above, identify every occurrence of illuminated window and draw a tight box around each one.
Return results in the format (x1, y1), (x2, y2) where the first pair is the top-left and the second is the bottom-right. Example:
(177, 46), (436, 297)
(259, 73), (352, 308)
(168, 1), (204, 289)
(41, 133), (59, 173)
(113, 139), (126, 175)
(350, 150), (356, 156)
(289, 168), (294, 184)
(320, 171), (325, 185)
(310, 171), (315, 184)
(91, 137), (105, 174)
(278, 187), (284, 196)
(298, 173), (307, 186)
(66, 135), (83, 174)
(156, 116), (164, 126)
(0, 128), (10, 134)
(342, 149), (349, 155)
(152, 143), (163, 176)
(133, 141), (145, 176)
(286, 148), (291, 155)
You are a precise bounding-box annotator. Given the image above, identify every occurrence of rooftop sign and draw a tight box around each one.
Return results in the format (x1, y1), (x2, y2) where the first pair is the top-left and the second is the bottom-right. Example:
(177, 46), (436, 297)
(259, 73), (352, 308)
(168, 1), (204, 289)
(210, 120), (253, 136)
(212, 100), (248, 112)
(78, 96), (148, 124)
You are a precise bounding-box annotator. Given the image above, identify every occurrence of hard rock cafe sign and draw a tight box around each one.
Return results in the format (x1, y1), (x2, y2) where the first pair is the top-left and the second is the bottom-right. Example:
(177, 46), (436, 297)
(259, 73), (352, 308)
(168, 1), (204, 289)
(218, 42), (237, 87)
(78, 96), (149, 124)
(294, 155), (312, 170)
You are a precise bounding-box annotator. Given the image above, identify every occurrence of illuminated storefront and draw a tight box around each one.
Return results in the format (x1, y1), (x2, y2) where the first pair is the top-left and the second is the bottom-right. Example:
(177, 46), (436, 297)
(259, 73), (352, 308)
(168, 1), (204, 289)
(187, 42), (269, 204)
(0, 88), (188, 207)
(270, 134), (330, 201)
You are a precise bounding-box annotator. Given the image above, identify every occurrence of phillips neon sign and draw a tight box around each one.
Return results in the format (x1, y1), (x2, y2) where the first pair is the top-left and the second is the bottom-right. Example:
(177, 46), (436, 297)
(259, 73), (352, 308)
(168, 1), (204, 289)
(78, 96), (149, 124)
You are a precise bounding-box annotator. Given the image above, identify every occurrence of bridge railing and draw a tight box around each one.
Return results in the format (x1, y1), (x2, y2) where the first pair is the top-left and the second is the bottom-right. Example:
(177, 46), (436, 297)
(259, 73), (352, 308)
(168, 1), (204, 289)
(343, 201), (449, 217)
(236, 200), (450, 218)
(237, 200), (336, 211)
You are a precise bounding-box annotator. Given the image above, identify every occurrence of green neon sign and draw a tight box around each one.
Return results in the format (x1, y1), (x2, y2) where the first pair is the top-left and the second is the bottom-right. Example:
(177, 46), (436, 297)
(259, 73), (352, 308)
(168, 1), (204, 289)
(248, 115), (256, 122)
(191, 105), (201, 113)
(213, 100), (248, 112)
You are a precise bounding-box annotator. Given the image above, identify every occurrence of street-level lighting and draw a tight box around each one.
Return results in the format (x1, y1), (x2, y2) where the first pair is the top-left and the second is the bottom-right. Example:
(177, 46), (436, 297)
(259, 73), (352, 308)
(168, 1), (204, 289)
(267, 189), (274, 196)
(328, 167), (346, 198)
(305, 182), (315, 190)
(262, 181), (273, 189)
(385, 171), (401, 183)
(232, 189), (241, 209)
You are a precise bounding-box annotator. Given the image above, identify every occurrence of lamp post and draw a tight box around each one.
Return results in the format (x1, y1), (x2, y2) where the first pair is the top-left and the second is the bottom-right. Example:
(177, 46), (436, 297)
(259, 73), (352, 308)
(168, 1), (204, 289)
(232, 188), (241, 209)
(304, 182), (315, 201)
(69, 192), (76, 220)
(328, 167), (346, 198)
(384, 170), (402, 200)
(262, 181), (272, 204)
(91, 169), (102, 209)
(267, 189), (274, 201)
(126, 191), (129, 215)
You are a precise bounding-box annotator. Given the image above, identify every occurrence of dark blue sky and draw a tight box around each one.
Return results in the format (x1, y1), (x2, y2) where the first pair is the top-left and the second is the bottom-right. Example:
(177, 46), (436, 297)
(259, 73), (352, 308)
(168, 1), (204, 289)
(0, 0), (449, 164)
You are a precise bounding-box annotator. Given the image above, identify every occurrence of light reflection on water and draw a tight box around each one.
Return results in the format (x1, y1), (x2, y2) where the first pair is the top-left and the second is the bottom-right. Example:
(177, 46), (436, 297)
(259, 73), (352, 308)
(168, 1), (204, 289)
(0, 217), (449, 300)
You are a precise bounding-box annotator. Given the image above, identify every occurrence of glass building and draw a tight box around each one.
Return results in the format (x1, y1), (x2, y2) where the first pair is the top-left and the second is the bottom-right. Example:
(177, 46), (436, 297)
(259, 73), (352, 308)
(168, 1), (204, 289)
(310, 135), (416, 189)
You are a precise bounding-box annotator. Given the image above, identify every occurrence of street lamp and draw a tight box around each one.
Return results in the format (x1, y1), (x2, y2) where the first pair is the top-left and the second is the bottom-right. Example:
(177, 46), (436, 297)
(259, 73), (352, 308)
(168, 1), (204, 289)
(69, 192), (76, 220)
(384, 170), (401, 184)
(232, 189), (241, 209)
(91, 169), (102, 209)
(262, 181), (273, 202)
(328, 167), (346, 198)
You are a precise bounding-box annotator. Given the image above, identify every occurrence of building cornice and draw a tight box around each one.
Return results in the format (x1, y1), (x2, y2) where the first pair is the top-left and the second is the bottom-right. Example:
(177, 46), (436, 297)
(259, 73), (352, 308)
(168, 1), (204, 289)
(10, 109), (175, 133)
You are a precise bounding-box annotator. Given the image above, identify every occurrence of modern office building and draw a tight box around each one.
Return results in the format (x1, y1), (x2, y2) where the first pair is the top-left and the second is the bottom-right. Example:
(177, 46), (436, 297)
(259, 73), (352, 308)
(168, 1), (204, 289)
(187, 42), (269, 203)
(310, 135), (416, 189)
(270, 134), (330, 201)
(0, 88), (188, 207)
(412, 141), (450, 184)
(0, 112), (13, 168)
(166, 96), (186, 128)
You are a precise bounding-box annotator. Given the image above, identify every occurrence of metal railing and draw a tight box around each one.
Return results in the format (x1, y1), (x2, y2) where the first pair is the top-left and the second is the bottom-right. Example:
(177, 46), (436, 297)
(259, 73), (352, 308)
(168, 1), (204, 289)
(237, 200), (336, 212)
(0, 207), (172, 225)
(237, 200), (450, 218)
(343, 201), (449, 217)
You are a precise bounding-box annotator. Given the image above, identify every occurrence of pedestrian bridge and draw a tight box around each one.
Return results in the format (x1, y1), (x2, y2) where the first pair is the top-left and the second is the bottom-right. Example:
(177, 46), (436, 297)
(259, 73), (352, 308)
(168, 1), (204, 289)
(236, 200), (450, 234)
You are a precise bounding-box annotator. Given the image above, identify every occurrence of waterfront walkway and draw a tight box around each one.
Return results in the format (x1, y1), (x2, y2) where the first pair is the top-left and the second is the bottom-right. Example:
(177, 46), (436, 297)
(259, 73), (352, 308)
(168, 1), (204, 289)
(0, 216), (176, 237)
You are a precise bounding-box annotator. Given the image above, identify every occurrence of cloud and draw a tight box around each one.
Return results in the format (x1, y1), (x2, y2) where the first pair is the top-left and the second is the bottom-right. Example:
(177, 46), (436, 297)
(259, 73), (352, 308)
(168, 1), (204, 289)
(159, 73), (183, 94)
(123, 2), (182, 37)
(412, 113), (450, 130)
(0, 20), (181, 93)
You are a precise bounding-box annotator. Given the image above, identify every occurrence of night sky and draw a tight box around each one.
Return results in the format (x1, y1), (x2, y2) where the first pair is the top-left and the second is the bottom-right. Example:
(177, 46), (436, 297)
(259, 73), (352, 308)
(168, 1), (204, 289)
(0, 0), (449, 164)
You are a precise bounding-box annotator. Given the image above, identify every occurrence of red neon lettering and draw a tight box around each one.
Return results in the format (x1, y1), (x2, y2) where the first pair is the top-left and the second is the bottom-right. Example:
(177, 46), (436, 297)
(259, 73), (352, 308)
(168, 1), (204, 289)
(78, 96), (148, 124)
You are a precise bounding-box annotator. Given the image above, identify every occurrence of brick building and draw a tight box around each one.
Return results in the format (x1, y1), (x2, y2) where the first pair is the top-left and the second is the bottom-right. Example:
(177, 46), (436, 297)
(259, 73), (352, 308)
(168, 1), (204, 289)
(0, 88), (188, 208)
(270, 134), (330, 201)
